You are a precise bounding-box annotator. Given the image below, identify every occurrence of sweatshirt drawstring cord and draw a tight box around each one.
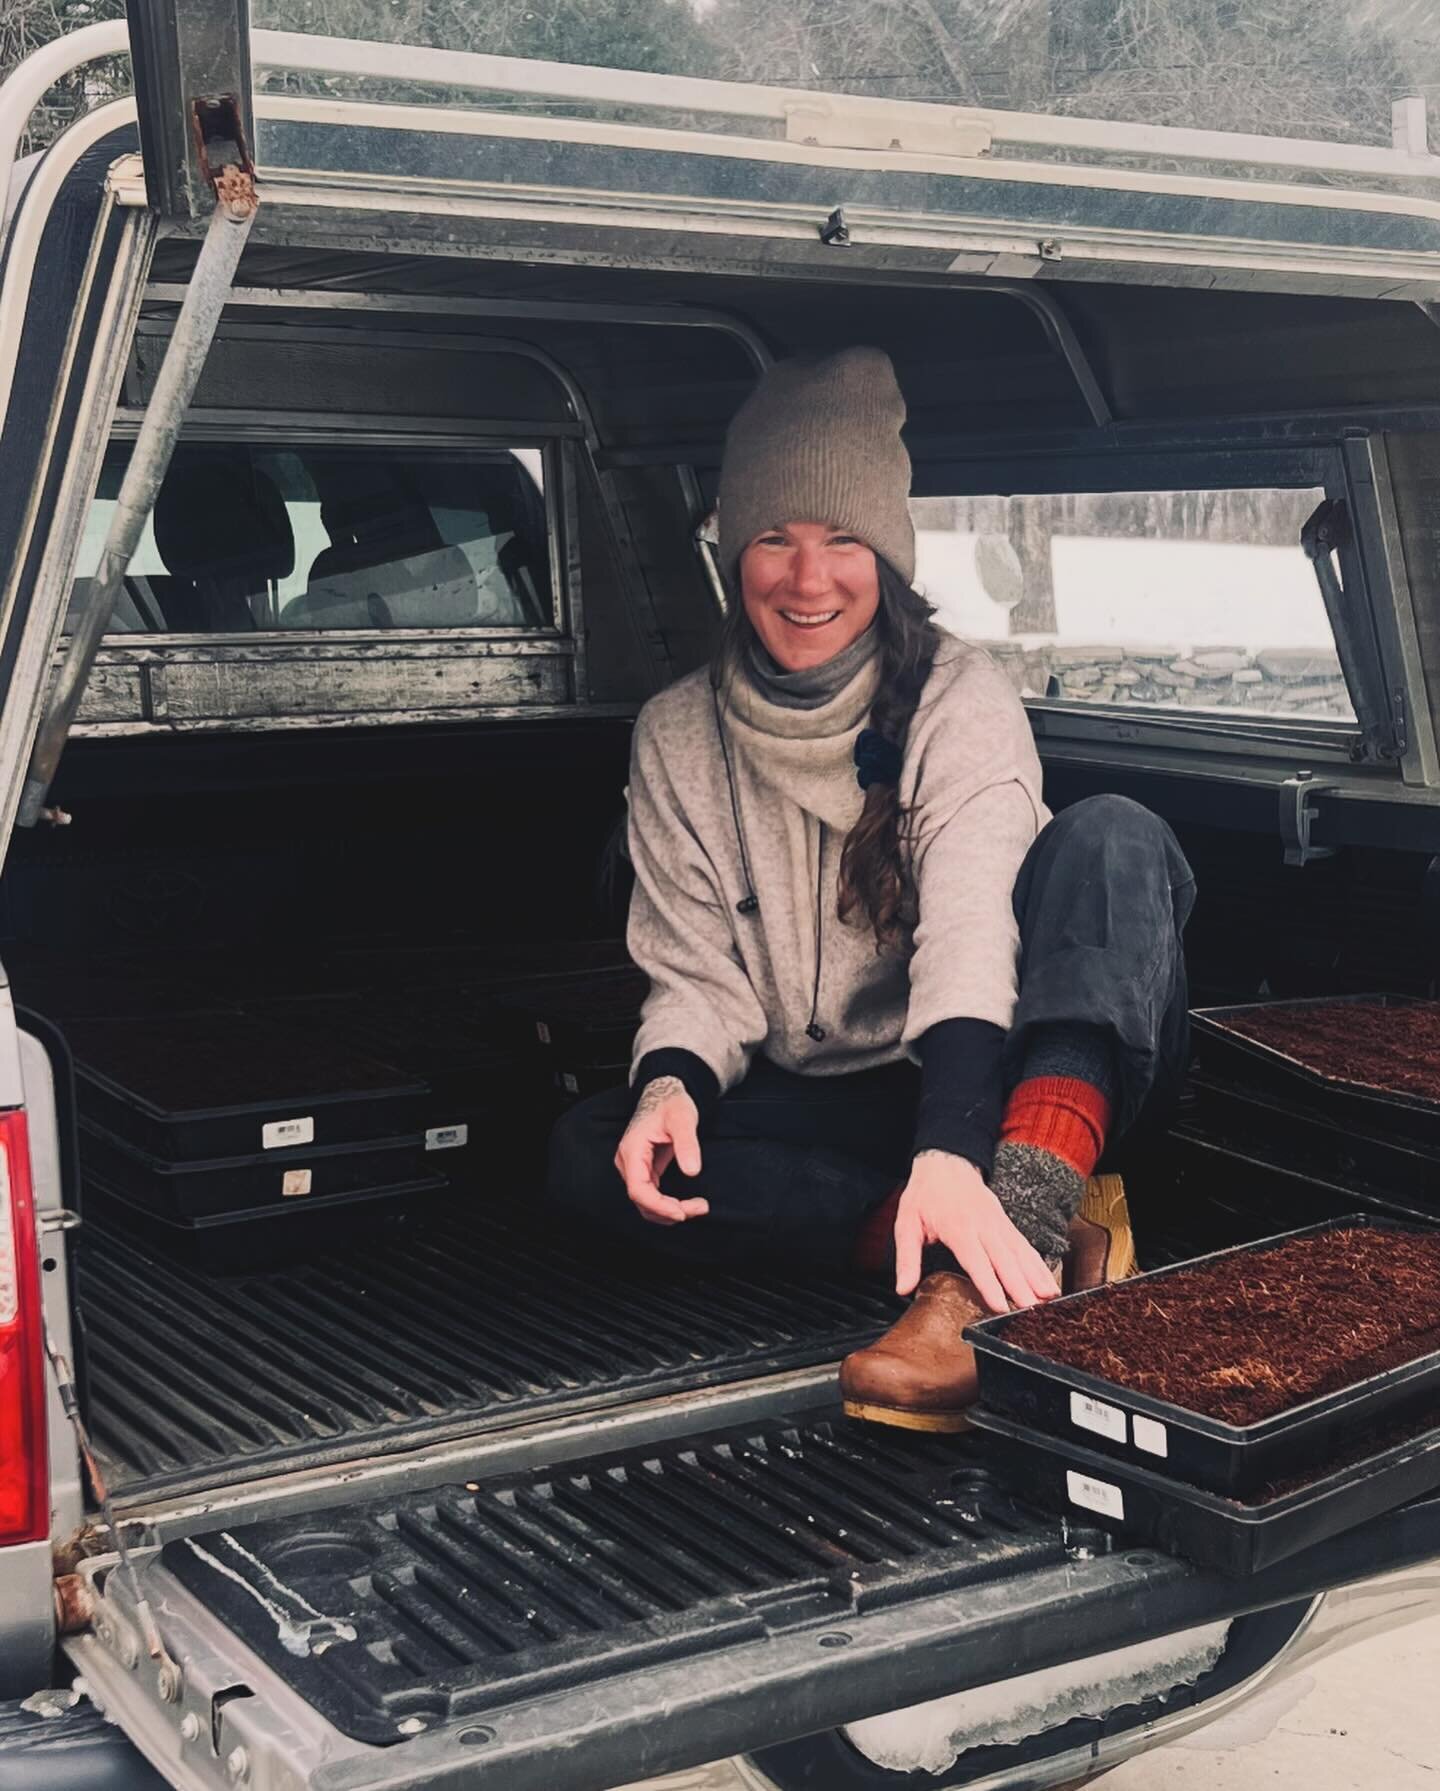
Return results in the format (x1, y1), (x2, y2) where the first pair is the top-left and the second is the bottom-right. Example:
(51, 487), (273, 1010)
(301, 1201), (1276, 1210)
(805, 824), (826, 1043)
(711, 682), (760, 916)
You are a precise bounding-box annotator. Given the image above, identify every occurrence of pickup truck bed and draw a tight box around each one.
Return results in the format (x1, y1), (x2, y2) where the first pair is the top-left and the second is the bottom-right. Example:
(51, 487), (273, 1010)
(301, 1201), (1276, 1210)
(77, 1203), (901, 1500)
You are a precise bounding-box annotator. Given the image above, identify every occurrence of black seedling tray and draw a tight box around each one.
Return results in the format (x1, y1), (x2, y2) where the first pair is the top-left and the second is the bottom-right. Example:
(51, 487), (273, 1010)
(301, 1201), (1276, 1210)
(66, 1011), (428, 1162)
(8, 954), (225, 1021)
(1186, 1068), (1440, 1205)
(332, 937), (633, 995)
(550, 1060), (630, 1101)
(1191, 994), (1440, 1152)
(970, 1404), (1440, 1576)
(85, 1170), (450, 1273)
(79, 1121), (436, 1220)
(964, 1214), (1440, 1498)
(493, 966), (647, 1062)
(248, 992), (544, 1118)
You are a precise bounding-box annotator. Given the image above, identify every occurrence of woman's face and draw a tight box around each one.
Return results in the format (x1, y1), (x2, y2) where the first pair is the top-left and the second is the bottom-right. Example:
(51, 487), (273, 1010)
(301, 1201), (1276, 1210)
(738, 521), (880, 672)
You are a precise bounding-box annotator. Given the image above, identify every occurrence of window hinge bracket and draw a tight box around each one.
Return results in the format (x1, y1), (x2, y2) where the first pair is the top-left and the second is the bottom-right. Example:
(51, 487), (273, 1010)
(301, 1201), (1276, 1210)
(1280, 770), (1336, 867)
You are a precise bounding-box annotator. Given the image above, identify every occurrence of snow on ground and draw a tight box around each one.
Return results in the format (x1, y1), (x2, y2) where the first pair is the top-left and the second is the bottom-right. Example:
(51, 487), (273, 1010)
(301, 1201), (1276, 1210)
(916, 531), (1334, 656)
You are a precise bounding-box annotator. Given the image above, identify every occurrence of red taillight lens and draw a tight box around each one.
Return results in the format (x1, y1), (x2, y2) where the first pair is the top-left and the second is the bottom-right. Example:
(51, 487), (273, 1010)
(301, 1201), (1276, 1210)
(0, 1110), (46, 1545)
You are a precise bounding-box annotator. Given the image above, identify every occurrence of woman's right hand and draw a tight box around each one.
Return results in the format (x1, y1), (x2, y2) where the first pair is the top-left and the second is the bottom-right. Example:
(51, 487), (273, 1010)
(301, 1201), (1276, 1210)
(614, 1075), (709, 1225)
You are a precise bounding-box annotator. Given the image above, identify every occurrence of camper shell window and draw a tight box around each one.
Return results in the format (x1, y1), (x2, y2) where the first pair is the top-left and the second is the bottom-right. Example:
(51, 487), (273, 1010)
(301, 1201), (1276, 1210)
(914, 485), (1353, 726)
(68, 440), (555, 638)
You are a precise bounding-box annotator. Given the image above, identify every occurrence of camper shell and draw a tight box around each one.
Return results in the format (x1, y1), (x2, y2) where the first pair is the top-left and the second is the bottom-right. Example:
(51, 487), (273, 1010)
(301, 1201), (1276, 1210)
(1, 21), (1440, 1791)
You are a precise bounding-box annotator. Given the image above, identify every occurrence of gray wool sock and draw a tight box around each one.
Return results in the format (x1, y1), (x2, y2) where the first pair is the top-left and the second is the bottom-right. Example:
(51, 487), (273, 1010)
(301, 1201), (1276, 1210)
(991, 1024), (1118, 1263)
(990, 1140), (1085, 1265)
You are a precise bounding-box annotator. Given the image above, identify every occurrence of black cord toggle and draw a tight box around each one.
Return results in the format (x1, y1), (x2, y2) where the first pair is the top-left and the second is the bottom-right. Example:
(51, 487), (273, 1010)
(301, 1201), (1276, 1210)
(736, 894), (759, 915)
(805, 1021), (826, 1042)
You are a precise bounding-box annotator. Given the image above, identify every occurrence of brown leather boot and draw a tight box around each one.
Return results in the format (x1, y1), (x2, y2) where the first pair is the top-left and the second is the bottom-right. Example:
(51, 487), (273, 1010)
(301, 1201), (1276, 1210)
(840, 1176), (1138, 1432)
(1065, 1173), (1138, 1290)
(839, 1269), (993, 1432)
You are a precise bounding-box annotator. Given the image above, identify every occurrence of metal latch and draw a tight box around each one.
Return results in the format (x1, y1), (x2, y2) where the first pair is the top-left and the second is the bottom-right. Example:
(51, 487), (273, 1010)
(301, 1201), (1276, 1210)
(1279, 771), (1336, 867)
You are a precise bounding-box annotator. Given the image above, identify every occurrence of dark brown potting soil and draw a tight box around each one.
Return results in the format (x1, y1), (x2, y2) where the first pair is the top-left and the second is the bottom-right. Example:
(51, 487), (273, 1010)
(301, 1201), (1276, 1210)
(1215, 999), (1440, 1103)
(1001, 1225), (1440, 1425)
(1242, 1390), (1440, 1505)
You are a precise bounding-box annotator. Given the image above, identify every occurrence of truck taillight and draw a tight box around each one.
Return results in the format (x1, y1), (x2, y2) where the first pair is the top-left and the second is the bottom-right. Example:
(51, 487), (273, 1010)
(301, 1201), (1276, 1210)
(0, 1111), (46, 1545)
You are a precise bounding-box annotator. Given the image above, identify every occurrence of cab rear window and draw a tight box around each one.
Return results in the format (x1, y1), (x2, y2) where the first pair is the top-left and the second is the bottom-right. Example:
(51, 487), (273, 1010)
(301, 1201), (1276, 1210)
(68, 441), (554, 636)
(912, 486), (1354, 724)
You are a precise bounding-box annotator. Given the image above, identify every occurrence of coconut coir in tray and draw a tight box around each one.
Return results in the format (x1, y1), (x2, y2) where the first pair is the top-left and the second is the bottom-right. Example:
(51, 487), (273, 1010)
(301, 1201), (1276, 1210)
(1001, 1223), (1440, 1426)
(1208, 997), (1440, 1104)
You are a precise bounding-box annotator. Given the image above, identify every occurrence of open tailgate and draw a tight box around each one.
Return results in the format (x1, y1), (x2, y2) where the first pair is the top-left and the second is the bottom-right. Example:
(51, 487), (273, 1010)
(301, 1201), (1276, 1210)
(64, 1410), (1440, 1791)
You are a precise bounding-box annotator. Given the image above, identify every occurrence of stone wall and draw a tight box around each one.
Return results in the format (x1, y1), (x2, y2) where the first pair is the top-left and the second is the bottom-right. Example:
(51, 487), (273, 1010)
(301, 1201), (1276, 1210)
(983, 642), (1353, 719)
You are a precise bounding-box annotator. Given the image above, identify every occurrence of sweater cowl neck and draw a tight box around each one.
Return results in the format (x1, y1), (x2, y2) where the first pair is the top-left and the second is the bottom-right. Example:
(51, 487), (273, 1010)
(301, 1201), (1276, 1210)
(742, 624), (879, 713)
(721, 626), (881, 829)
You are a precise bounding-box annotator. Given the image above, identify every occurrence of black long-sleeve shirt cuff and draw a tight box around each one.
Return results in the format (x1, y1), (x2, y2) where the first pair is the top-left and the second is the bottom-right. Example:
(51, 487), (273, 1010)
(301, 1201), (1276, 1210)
(631, 1048), (720, 1121)
(914, 1018), (1006, 1178)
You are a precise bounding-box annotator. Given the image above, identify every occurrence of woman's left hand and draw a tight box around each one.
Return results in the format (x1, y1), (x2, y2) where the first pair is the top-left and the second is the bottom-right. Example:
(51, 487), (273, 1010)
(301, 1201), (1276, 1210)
(893, 1151), (1061, 1313)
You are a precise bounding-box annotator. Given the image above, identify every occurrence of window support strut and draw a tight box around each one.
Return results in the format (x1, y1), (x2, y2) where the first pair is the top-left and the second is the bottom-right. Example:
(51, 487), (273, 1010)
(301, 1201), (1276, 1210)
(16, 158), (256, 827)
(1300, 496), (1402, 766)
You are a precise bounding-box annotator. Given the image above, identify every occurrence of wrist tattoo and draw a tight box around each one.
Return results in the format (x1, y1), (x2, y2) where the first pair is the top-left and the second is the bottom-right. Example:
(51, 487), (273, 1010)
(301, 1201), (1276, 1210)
(634, 1074), (687, 1118)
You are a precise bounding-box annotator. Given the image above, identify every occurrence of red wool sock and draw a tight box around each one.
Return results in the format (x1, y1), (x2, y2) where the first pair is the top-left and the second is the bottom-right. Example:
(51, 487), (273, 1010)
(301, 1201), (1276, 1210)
(852, 1184), (903, 1276)
(999, 1077), (1112, 1180)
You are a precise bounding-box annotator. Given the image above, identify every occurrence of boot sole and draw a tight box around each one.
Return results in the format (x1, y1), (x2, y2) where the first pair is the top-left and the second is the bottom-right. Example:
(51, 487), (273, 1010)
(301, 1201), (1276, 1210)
(841, 1399), (972, 1433)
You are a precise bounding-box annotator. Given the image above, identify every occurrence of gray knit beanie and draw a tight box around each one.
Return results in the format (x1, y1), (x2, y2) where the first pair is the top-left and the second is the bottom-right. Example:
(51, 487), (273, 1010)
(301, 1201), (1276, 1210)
(717, 346), (915, 585)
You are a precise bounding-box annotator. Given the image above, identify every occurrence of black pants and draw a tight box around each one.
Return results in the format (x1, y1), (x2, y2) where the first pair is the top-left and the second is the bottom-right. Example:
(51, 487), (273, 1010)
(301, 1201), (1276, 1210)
(546, 795), (1195, 1270)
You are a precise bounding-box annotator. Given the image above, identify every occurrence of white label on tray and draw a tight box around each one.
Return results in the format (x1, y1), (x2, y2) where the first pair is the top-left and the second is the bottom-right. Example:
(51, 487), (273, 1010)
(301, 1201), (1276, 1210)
(535, 1021), (551, 1045)
(263, 1117), (314, 1150)
(560, 1072), (579, 1095)
(1070, 1392), (1127, 1444)
(1133, 1415), (1169, 1458)
(281, 1169), (312, 1198)
(426, 1125), (469, 1151)
(1066, 1470), (1125, 1522)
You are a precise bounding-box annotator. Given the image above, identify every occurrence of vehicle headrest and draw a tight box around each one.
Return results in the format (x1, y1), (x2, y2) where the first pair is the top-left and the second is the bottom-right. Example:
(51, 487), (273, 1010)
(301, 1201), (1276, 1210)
(153, 455), (296, 584)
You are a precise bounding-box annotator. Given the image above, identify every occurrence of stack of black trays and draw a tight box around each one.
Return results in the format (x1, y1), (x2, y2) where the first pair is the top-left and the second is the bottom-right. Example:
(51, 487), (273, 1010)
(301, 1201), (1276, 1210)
(70, 1010), (446, 1270)
(964, 1216), (1440, 1574)
(1183, 994), (1440, 1223)
(490, 965), (649, 1103)
(248, 989), (546, 1180)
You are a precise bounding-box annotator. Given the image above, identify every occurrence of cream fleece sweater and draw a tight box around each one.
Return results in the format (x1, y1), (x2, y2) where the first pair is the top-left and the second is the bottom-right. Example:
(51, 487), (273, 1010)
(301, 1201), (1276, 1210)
(626, 636), (1048, 1095)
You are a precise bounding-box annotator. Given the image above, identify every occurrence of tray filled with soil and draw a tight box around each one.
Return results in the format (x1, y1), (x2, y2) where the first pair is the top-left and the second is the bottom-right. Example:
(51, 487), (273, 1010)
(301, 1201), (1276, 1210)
(66, 1011), (429, 1162)
(78, 1121), (439, 1221)
(1191, 994), (1440, 1151)
(964, 1216), (1440, 1497)
(970, 1394), (1440, 1575)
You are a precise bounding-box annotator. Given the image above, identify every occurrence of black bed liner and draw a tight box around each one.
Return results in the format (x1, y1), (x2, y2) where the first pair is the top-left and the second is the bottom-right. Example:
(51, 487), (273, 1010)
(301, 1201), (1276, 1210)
(78, 1203), (901, 1499)
(165, 1415), (1078, 1746)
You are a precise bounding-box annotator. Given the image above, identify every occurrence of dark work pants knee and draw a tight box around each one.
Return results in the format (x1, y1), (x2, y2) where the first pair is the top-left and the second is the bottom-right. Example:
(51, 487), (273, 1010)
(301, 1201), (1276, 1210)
(545, 1057), (913, 1269)
(1008, 794), (1196, 1136)
(547, 794), (1195, 1268)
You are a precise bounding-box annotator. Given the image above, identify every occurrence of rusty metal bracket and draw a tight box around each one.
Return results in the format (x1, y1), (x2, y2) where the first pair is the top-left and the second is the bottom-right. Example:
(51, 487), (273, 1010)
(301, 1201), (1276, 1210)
(128, 0), (256, 220)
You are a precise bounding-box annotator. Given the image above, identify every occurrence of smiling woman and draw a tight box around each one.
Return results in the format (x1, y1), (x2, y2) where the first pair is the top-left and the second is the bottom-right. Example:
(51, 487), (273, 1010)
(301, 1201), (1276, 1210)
(739, 522), (880, 669)
(546, 346), (1197, 1434)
